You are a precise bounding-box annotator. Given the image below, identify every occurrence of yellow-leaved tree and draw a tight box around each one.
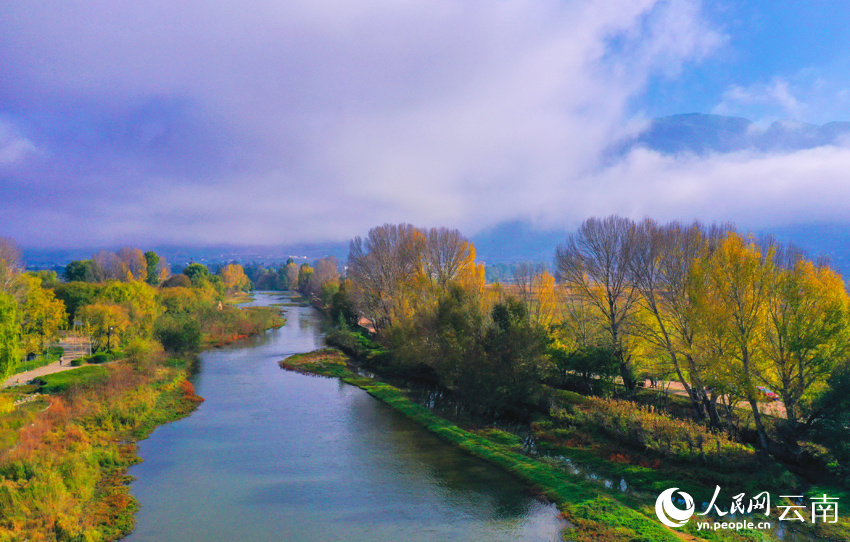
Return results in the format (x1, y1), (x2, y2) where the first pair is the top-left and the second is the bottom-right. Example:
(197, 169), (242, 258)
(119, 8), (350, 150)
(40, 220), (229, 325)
(20, 274), (66, 356)
(219, 263), (251, 293)
(78, 302), (130, 352)
(697, 232), (774, 450)
(762, 249), (850, 433)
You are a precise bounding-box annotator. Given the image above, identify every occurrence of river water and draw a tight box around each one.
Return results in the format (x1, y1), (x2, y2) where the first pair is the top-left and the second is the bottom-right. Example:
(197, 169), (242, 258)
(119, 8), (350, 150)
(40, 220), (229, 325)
(124, 293), (567, 541)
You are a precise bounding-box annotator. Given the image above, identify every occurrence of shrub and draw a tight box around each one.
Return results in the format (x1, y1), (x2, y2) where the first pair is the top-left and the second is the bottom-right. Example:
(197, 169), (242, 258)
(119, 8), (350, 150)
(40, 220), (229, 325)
(155, 314), (202, 353)
(552, 395), (755, 468)
(88, 352), (112, 364)
(161, 274), (192, 288)
(125, 338), (164, 371)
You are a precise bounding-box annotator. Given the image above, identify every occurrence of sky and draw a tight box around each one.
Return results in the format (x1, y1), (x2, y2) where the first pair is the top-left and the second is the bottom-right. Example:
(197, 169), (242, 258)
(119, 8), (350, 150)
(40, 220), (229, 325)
(2, 0), (850, 248)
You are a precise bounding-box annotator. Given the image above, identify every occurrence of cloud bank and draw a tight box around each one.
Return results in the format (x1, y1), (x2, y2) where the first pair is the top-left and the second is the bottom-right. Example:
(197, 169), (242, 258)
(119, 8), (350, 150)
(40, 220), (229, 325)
(0, 0), (846, 248)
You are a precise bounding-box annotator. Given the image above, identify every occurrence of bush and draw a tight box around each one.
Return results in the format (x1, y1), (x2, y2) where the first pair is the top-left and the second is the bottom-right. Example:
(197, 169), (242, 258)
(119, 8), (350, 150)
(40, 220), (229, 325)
(552, 395), (755, 468)
(125, 338), (164, 371)
(88, 352), (112, 364)
(161, 274), (192, 288)
(155, 314), (202, 353)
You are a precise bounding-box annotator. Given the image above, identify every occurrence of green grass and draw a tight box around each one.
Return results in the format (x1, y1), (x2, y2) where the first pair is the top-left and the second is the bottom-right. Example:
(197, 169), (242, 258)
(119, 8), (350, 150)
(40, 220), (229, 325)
(35, 365), (110, 394)
(14, 352), (61, 373)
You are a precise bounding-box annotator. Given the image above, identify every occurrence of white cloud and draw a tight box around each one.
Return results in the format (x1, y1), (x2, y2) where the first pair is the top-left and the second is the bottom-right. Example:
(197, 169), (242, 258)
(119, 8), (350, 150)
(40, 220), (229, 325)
(714, 79), (805, 121)
(545, 145), (850, 230)
(0, 119), (37, 166)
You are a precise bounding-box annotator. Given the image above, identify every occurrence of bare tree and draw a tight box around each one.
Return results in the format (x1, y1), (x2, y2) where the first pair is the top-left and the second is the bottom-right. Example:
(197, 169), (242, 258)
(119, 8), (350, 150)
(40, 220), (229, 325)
(117, 247), (148, 281)
(422, 227), (472, 289)
(0, 237), (23, 298)
(556, 216), (640, 390)
(347, 224), (424, 332)
(92, 250), (122, 281)
(306, 256), (340, 297)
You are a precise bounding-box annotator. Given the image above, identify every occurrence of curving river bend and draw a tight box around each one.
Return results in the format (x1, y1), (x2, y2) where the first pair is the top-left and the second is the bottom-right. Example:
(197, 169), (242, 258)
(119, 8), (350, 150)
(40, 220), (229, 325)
(124, 293), (567, 541)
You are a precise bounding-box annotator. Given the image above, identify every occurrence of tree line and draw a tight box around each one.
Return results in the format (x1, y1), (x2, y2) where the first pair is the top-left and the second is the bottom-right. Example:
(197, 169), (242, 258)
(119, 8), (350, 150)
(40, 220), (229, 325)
(312, 219), (850, 465)
(0, 240), (264, 380)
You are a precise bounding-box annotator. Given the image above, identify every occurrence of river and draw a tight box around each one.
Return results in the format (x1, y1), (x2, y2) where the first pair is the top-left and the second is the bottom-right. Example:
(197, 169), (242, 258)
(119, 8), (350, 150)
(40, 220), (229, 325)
(124, 292), (567, 541)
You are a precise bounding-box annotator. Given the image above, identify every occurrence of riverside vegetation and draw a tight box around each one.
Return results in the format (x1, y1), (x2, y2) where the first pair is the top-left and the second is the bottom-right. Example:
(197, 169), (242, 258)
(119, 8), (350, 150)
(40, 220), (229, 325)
(0, 240), (282, 541)
(284, 218), (850, 541)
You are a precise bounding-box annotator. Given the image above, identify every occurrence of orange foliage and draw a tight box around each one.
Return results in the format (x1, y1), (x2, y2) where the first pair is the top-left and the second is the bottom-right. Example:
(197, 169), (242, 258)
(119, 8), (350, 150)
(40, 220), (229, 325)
(179, 380), (204, 403)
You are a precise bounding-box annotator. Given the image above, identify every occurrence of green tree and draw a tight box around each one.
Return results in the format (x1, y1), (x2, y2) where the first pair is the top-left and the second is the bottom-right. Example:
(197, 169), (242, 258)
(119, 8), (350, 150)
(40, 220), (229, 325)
(479, 298), (550, 411)
(144, 251), (161, 285)
(182, 263), (211, 285)
(297, 263), (314, 293)
(53, 282), (99, 327)
(155, 313), (202, 353)
(64, 260), (96, 282)
(98, 280), (160, 339)
(0, 292), (21, 379)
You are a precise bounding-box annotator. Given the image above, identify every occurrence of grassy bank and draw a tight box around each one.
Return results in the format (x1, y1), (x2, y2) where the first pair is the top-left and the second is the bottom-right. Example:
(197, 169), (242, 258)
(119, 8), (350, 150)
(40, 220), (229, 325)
(0, 358), (202, 541)
(281, 348), (850, 542)
(0, 302), (284, 541)
(282, 349), (691, 541)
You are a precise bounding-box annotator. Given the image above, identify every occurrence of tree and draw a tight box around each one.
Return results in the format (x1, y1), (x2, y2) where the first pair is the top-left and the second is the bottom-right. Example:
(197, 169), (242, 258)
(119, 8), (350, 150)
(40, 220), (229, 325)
(98, 280), (160, 339)
(0, 237), (23, 299)
(283, 262), (299, 291)
(696, 232), (774, 449)
(183, 263), (211, 285)
(161, 274), (192, 288)
(64, 260), (97, 282)
(144, 251), (161, 285)
(629, 219), (725, 425)
(53, 282), (99, 327)
(514, 263), (558, 328)
(0, 292), (21, 380)
(117, 247), (147, 281)
(480, 298), (550, 411)
(347, 224), (425, 332)
(77, 303), (130, 352)
(305, 257), (339, 298)
(92, 250), (122, 281)
(20, 275), (66, 355)
(219, 263), (251, 293)
(155, 313), (201, 353)
(422, 228), (477, 289)
(761, 248), (849, 435)
(556, 216), (641, 391)
(297, 263), (314, 293)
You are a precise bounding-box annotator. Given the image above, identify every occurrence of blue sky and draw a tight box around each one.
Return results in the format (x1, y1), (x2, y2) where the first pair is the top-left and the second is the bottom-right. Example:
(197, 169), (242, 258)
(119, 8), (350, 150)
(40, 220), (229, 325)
(2, 0), (850, 248)
(644, 1), (850, 122)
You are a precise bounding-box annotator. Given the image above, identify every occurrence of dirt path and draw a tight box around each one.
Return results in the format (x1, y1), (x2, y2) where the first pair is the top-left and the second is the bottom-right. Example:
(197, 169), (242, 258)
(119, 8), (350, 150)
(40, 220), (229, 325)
(3, 360), (83, 388)
(658, 379), (787, 418)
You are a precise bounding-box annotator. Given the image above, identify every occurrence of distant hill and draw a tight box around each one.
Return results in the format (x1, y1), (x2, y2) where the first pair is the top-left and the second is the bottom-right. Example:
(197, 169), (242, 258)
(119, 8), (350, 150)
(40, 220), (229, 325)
(618, 113), (850, 156)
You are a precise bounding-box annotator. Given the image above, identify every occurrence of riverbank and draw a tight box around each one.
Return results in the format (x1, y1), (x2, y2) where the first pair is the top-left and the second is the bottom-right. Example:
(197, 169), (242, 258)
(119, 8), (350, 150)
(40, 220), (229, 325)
(281, 349), (688, 542)
(0, 357), (203, 541)
(281, 348), (850, 542)
(0, 301), (285, 541)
